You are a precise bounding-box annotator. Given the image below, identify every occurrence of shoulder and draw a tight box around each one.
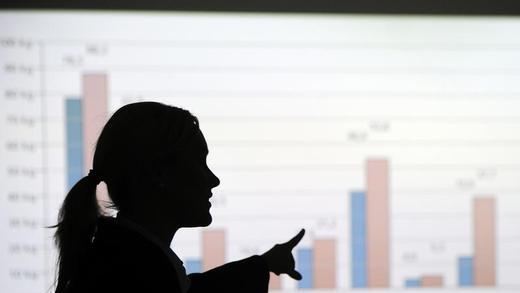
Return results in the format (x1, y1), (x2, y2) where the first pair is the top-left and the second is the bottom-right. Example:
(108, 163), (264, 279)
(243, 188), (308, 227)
(73, 217), (181, 293)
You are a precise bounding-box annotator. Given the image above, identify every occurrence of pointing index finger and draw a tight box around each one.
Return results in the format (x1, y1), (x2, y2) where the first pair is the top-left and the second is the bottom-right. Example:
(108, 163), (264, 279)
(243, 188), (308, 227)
(285, 228), (305, 248)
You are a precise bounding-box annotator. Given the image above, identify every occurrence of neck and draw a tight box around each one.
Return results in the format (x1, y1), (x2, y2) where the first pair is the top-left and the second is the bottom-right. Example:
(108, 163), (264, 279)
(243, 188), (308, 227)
(117, 210), (178, 246)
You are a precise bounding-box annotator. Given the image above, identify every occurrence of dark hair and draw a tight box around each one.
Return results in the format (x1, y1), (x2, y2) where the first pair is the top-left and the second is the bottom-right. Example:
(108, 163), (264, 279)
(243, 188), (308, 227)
(53, 102), (198, 293)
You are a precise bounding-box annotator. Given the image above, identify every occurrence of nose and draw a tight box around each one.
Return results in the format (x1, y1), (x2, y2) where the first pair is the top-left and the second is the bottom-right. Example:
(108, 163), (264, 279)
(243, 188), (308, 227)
(208, 167), (220, 188)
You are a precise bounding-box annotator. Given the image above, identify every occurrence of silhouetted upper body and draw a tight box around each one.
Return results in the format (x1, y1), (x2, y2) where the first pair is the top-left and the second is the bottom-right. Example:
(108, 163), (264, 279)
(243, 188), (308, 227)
(67, 216), (269, 293)
(53, 102), (304, 293)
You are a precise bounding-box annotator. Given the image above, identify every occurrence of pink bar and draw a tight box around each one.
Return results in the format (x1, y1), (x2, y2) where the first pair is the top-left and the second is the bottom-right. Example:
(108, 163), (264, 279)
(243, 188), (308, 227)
(202, 229), (226, 271)
(421, 275), (443, 287)
(313, 239), (336, 288)
(82, 73), (108, 172)
(269, 273), (281, 290)
(474, 197), (496, 286)
(366, 159), (390, 287)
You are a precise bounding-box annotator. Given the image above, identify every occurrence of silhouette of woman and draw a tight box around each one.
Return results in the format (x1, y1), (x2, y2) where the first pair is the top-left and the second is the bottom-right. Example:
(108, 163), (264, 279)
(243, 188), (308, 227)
(53, 102), (305, 293)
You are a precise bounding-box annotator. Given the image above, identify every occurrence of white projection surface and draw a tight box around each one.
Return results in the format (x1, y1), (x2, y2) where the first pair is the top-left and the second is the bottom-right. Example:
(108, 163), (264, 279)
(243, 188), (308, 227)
(1, 11), (520, 293)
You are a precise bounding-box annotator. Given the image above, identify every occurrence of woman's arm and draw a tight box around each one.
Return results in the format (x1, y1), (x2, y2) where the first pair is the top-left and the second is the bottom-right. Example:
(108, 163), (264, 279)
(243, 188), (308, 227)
(188, 255), (269, 293)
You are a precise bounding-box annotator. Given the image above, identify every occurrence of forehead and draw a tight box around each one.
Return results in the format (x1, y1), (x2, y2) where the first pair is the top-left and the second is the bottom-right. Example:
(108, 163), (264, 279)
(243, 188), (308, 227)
(189, 128), (208, 154)
(169, 127), (208, 157)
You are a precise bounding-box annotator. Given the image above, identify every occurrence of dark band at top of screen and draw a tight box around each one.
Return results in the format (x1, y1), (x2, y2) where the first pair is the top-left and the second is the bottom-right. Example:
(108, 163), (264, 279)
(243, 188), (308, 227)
(1, 0), (520, 16)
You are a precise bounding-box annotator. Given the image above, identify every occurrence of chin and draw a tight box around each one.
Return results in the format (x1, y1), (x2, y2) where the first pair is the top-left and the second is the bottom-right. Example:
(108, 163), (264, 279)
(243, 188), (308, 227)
(202, 217), (212, 227)
(201, 214), (212, 226)
(185, 214), (212, 227)
(199, 215), (213, 227)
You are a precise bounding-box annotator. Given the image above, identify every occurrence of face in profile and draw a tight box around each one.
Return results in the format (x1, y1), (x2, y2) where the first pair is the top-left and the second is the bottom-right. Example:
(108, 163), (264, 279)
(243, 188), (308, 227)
(158, 127), (220, 228)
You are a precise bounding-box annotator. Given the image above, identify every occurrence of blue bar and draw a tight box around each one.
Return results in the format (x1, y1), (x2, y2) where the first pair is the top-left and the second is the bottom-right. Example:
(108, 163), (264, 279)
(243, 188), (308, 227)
(351, 191), (367, 288)
(185, 259), (202, 274)
(297, 248), (313, 289)
(458, 256), (474, 287)
(66, 98), (83, 190)
(405, 278), (421, 288)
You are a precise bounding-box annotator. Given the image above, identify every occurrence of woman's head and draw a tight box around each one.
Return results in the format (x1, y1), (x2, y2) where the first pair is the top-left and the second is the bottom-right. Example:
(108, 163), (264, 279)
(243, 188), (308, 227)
(93, 102), (220, 227)
(53, 102), (219, 292)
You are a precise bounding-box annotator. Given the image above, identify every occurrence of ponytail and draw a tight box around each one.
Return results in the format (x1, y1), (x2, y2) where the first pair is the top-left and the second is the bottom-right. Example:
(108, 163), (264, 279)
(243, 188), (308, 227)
(53, 173), (100, 293)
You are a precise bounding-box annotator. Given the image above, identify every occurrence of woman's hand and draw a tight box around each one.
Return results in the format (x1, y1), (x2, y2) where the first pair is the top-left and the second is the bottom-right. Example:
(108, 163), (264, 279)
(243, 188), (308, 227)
(261, 229), (305, 280)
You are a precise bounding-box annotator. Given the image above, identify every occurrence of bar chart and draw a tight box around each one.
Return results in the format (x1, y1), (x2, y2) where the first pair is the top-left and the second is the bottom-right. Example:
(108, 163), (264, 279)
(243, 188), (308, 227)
(2, 11), (520, 293)
(403, 197), (496, 289)
(58, 69), (516, 291)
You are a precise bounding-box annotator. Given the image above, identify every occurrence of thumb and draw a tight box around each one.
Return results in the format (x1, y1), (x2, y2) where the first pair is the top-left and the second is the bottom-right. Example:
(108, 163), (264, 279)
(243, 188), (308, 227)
(287, 269), (302, 280)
